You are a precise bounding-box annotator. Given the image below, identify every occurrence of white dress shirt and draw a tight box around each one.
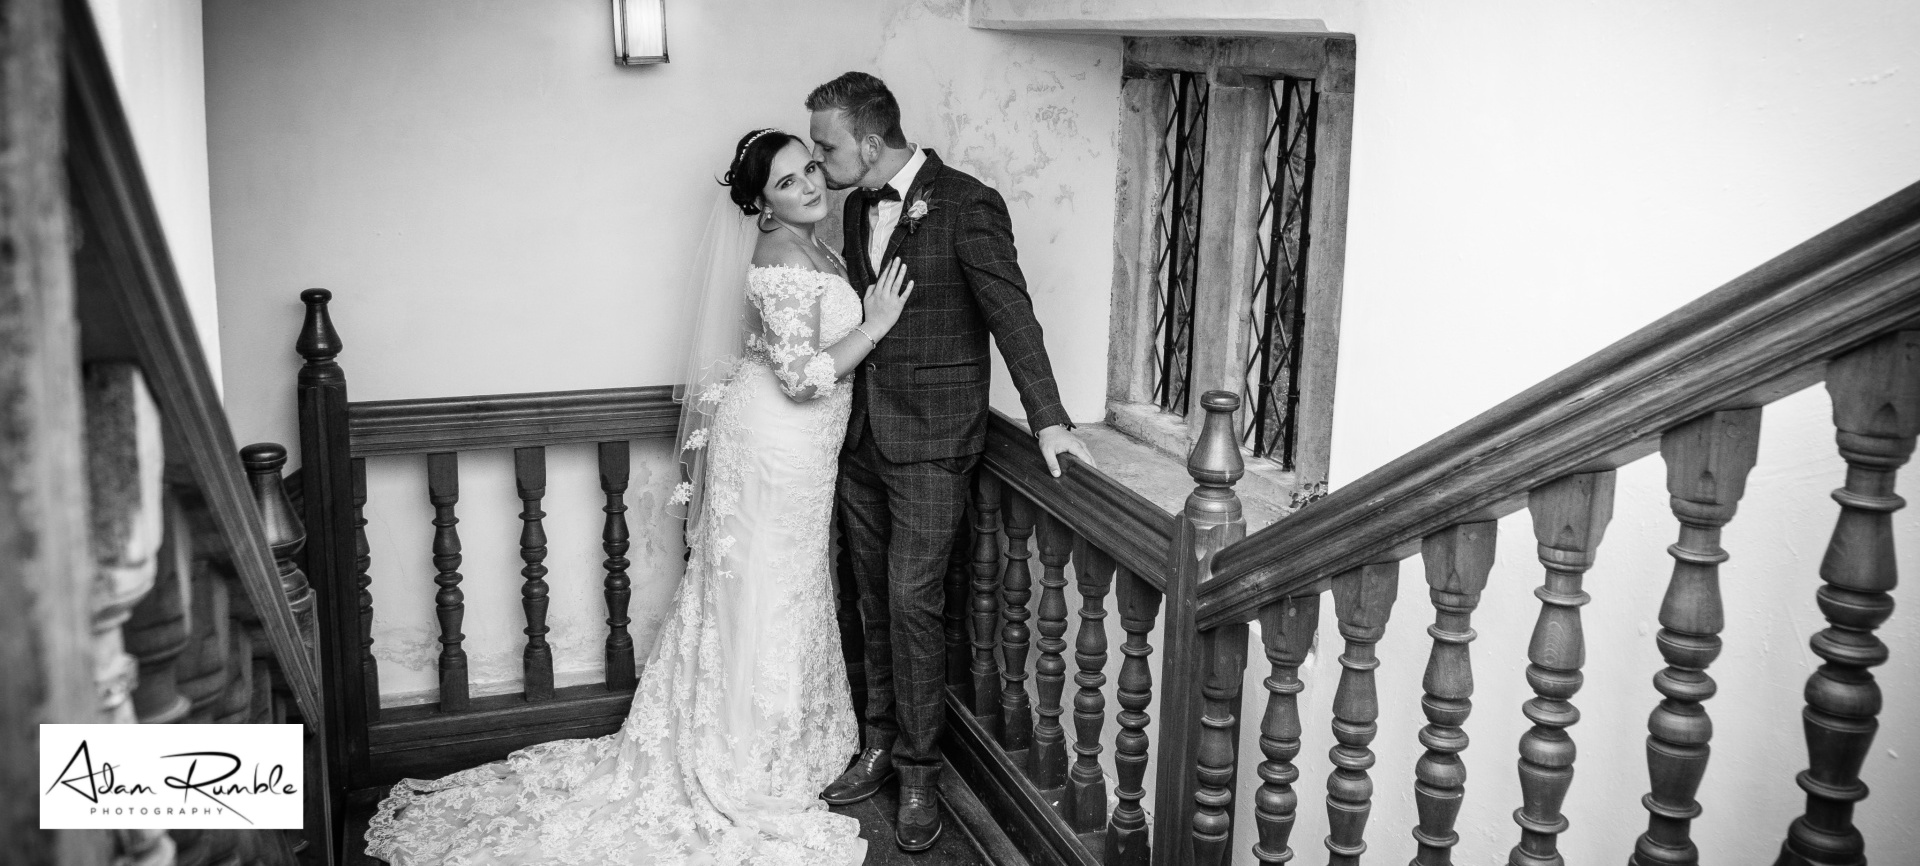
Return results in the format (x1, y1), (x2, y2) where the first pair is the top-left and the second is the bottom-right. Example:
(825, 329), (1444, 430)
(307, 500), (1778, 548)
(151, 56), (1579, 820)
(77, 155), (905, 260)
(867, 145), (926, 275)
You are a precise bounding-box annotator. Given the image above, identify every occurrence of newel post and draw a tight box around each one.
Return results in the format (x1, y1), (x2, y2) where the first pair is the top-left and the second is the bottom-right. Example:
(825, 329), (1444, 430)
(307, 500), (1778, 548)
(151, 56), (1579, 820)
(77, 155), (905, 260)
(1153, 391), (1250, 866)
(296, 288), (366, 786)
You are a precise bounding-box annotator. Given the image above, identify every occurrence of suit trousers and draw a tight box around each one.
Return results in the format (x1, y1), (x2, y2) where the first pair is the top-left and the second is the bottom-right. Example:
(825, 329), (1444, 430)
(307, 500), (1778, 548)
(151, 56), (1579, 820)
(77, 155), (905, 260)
(836, 420), (977, 788)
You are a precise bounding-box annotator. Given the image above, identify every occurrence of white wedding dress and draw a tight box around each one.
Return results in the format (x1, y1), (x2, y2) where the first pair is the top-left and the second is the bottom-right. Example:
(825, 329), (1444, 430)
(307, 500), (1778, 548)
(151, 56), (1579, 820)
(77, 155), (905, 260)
(364, 265), (868, 866)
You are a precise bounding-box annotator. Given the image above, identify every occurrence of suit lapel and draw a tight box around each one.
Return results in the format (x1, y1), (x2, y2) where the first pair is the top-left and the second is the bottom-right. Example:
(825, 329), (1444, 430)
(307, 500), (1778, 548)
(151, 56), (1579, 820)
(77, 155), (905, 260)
(853, 191), (878, 291)
(879, 149), (944, 270)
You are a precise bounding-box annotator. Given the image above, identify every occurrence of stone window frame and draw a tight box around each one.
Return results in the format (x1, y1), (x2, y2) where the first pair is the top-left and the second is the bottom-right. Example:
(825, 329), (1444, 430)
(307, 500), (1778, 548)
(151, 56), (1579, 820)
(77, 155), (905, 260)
(1105, 34), (1355, 494)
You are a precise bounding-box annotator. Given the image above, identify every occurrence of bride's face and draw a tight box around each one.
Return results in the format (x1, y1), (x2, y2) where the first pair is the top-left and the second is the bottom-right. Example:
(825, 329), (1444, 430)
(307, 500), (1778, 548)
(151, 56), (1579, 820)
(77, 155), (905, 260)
(758, 141), (830, 226)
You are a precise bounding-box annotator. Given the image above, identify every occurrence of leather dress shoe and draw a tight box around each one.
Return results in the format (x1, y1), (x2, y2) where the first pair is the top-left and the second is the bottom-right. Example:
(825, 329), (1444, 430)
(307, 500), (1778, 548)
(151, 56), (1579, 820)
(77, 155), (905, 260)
(896, 786), (942, 853)
(820, 748), (894, 806)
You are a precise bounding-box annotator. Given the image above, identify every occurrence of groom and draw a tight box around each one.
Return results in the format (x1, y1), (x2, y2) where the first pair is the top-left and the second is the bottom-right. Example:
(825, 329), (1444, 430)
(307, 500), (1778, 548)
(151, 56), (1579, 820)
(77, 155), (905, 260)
(807, 71), (1093, 851)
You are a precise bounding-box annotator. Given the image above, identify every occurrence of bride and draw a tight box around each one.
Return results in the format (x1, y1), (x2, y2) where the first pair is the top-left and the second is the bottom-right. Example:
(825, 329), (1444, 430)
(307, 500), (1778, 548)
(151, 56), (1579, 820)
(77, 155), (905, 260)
(363, 128), (913, 865)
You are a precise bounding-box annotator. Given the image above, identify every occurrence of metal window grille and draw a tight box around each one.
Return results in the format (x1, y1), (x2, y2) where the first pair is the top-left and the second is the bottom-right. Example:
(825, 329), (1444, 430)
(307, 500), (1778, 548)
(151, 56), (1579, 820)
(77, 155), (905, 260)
(1241, 76), (1318, 467)
(1148, 71), (1209, 417)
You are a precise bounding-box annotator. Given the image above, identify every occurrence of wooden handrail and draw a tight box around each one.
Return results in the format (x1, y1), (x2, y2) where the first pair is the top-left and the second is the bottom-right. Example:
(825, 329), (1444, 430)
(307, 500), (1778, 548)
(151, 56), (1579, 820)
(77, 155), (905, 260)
(983, 411), (1175, 590)
(348, 385), (680, 455)
(64, 0), (325, 722)
(1199, 179), (1920, 629)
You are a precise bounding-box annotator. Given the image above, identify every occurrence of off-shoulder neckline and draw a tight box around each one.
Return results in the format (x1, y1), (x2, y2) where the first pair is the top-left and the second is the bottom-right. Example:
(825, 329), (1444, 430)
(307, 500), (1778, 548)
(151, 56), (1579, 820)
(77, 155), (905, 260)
(749, 264), (850, 282)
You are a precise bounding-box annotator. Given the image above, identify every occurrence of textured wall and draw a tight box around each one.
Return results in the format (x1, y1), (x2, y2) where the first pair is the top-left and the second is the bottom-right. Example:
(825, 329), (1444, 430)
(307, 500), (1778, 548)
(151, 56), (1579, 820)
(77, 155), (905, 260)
(875, 0), (1122, 425)
(202, 0), (882, 701)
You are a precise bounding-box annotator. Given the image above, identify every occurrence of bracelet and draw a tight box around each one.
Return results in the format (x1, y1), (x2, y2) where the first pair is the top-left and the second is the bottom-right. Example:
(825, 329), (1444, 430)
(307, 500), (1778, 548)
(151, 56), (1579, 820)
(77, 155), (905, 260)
(853, 326), (879, 346)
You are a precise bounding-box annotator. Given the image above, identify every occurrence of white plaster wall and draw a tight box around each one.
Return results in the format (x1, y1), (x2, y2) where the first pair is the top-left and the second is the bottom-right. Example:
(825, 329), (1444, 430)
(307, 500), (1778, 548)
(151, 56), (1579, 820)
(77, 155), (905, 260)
(87, 0), (222, 389)
(203, 0), (881, 701)
(874, 0), (1121, 425)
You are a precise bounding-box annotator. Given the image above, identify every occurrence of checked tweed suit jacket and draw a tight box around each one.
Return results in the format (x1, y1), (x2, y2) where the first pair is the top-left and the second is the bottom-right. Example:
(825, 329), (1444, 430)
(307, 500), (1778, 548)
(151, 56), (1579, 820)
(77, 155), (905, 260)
(842, 149), (1072, 462)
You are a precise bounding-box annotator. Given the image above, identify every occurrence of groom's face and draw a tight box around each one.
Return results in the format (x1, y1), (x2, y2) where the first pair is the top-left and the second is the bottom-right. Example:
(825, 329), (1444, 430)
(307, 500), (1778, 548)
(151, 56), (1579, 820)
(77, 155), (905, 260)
(808, 109), (872, 191)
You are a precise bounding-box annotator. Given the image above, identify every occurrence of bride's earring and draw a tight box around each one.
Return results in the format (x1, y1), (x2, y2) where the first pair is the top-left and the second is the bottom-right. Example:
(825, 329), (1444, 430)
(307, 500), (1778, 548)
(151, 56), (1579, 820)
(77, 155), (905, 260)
(756, 208), (776, 231)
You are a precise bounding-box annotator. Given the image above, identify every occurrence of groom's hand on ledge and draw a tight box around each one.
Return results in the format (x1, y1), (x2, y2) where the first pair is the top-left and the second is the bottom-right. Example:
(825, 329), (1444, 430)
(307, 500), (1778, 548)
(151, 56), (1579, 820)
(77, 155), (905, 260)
(1036, 424), (1095, 478)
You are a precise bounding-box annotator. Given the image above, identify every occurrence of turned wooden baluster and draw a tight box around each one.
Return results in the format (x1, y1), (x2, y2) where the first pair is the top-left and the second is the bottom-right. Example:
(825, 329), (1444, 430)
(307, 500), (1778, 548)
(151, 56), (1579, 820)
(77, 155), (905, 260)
(180, 561), (233, 723)
(1252, 592), (1319, 865)
(516, 446), (554, 701)
(1510, 470), (1615, 866)
(427, 452), (469, 712)
(945, 533), (972, 691)
(1631, 409), (1761, 865)
(352, 457), (379, 719)
(1158, 391), (1248, 866)
(1000, 491), (1037, 752)
(1324, 562), (1398, 866)
(126, 499), (192, 724)
(599, 441), (637, 690)
(1108, 564), (1162, 866)
(970, 472), (1005, 724)
(1066, 539), (1114, 834)
(1193, 621), (1252, 866)
(1776, 331), (1919, 866)
(84, 363), (164, 725)
(241, 443), (317, 660)
(217, 610), (255, 724)
(1412, 521), (1497, 866)
(1031, 510), (1073, 788)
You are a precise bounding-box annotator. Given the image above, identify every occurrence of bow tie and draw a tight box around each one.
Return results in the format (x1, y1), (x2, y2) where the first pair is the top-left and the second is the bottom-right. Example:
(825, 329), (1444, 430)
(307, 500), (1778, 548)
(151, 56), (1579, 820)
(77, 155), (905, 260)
(859, 186), (902, 205)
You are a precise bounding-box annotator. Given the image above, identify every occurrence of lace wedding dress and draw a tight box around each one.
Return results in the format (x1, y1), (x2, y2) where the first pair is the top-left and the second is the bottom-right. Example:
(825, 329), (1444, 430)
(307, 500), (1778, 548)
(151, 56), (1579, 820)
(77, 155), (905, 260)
(365, 265), (867, 866)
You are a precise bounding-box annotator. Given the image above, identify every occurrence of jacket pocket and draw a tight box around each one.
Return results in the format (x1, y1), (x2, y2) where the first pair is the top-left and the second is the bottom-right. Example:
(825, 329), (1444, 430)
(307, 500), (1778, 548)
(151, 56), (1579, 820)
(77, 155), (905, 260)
(913, 362), (984, 385)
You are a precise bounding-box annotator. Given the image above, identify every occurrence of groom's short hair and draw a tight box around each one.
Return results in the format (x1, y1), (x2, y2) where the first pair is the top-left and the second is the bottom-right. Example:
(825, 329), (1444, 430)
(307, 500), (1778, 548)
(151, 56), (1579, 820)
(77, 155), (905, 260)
(806, 72), (908, 149)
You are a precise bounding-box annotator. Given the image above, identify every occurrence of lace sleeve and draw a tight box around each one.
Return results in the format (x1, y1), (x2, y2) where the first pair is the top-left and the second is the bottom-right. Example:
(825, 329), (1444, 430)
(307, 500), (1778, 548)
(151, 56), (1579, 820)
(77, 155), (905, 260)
(749, 268), (842, 402)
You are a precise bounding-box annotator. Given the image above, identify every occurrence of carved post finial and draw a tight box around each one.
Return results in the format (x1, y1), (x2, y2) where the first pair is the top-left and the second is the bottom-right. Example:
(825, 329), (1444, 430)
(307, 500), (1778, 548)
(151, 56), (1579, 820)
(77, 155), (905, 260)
(1190, 391), (1245, 488)
(297, 288), (341, 363)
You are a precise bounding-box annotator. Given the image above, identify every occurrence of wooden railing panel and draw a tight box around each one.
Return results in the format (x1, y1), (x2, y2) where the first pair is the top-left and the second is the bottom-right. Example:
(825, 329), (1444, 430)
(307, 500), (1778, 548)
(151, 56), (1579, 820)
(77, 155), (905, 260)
(985, 412), (1175, 589)
(1202, 180), (1920, 628)
(348, 386), (678, 456)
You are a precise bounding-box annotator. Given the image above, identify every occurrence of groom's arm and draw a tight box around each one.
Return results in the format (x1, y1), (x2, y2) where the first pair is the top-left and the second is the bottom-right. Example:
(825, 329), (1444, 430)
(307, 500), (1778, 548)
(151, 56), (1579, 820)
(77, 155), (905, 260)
(953, 183), (1073, 436)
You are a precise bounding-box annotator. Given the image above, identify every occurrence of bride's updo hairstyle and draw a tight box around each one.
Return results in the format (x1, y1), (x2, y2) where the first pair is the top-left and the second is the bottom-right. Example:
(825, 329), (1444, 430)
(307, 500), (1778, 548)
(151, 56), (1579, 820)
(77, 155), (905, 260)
(720, 128), (798, 215)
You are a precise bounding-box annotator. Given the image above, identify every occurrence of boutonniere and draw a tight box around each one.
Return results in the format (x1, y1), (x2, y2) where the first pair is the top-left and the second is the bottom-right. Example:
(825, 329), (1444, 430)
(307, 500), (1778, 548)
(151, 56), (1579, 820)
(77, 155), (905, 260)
(903, 194), (933, 233)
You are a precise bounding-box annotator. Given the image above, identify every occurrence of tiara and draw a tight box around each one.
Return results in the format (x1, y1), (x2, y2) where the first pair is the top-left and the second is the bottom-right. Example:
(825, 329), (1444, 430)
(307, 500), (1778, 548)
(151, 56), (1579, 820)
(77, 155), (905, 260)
(739, 127), (779, 154)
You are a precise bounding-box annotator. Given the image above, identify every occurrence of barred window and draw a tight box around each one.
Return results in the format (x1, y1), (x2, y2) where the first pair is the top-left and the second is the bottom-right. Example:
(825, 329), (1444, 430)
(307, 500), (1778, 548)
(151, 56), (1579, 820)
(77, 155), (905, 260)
(1148, 71), (1209, 417)
(1241, 77), (1317, 467)
(1107, 36), (1354, 491)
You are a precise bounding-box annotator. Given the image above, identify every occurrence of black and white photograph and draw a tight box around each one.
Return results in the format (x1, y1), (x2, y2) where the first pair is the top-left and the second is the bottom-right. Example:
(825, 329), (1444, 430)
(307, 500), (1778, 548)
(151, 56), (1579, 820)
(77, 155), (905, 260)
(7, 1), (1919, 864)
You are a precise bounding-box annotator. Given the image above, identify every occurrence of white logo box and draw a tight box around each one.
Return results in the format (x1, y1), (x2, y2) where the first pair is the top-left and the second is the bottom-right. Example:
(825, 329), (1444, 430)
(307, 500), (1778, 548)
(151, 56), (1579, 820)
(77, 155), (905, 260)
(40, 724), (305, 829)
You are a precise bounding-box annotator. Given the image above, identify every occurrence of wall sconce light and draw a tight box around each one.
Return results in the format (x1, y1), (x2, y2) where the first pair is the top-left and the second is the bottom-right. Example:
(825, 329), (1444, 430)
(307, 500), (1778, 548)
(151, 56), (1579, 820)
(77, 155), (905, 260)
(612, 0), (668, 66)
